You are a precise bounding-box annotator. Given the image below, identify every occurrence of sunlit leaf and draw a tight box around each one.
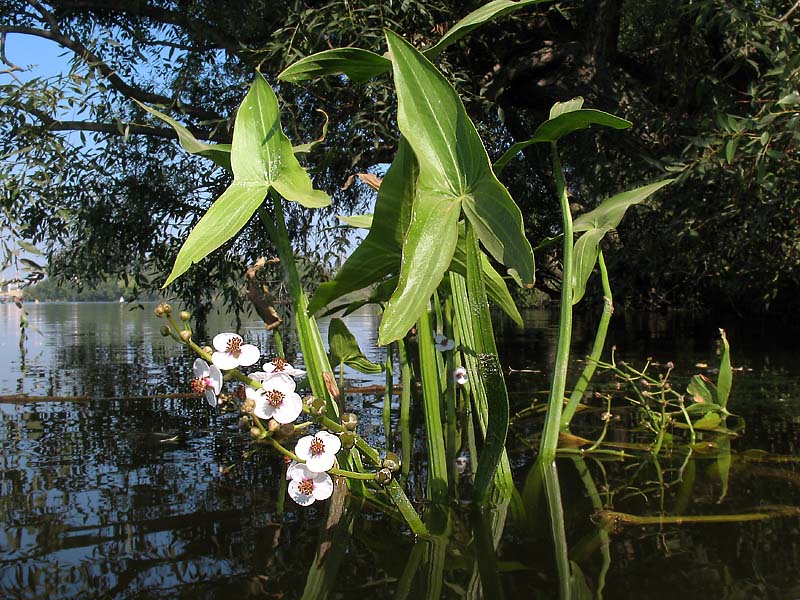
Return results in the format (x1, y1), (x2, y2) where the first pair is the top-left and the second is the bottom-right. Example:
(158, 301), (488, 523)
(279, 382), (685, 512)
(337, 214), (373, 229)
(17, 240), (43, 255)
(380, 31), (533, 343)
(693, 412), (722, 430)
(425, 0), (550, 58)
(687, 374), (714, 405)
(494, 100), (632, 174)
(278, 48), (391, 83)
(570, 180), (672, 303)
(135, 100), (232, 171)
(164, 73), (330, 286)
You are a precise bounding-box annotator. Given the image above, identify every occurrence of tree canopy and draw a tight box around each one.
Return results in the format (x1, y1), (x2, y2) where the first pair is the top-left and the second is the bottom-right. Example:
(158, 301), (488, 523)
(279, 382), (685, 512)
(1, 0), (798, 314)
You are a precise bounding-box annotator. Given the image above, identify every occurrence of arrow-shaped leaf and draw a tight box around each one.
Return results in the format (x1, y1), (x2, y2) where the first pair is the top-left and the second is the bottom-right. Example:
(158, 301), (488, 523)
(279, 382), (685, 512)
(328, 318), (384, 374)
(164, 73), (330, 287)
(380, 30), (533, 344)
(494, 98), (632, 174)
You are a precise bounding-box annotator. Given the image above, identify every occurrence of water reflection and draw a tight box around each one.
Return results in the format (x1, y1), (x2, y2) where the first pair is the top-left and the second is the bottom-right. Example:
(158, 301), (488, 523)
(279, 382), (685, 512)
(0, 303), (799, 597)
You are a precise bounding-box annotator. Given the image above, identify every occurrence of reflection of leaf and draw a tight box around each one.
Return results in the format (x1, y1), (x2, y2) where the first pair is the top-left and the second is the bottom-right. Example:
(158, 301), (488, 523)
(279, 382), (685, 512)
(715, 436), (732, 502)
(328, 318), (384, 374)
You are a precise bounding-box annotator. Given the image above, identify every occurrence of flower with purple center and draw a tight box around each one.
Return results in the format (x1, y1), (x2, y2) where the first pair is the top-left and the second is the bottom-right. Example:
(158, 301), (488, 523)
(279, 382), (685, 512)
(295, 430), (341, 473)
(287, 463), (334, 506)
(434, 334), (455, 352)
(263, 356), (306, 379)
(190, 358), (223, 407)
(454, 366), (468, 386)
(211, 333), (260, 370)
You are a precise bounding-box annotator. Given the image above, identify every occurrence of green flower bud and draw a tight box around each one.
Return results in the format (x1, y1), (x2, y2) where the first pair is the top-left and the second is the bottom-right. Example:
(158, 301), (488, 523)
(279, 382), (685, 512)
(375, 467), (393, 485)
(382, 452), (401, 472)
(339, 431), (356, 449)
(249, 427), (262, 439)
(154, 305), (165, 317)
(179, 330), (192, 342)
(179, 310), (191, 322)
(161, 303), (172, 315)
(342, 412), (359, 431)
(160, 325), (171, 337)
(310, 397), (327, 416)
(267, 418), (281, 433)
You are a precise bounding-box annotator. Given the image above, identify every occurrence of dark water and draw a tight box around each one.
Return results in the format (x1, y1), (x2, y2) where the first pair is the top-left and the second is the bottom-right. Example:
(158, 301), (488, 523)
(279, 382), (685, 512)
(1, 302), (799, 598)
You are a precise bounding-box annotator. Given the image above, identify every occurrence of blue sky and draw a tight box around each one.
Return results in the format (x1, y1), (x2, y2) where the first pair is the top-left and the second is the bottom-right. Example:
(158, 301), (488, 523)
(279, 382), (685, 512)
(3, 33), (72, 80)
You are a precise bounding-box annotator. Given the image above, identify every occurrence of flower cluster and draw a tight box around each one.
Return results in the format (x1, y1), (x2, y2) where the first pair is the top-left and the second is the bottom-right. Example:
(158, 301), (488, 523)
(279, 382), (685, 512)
(188, 332), (339, 506)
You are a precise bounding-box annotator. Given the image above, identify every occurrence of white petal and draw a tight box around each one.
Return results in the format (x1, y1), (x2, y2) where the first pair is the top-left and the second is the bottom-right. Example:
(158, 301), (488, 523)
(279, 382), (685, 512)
(294, 435), (314, 461)
(272, 392), (303, 424)
(312, 473), (334, 500)
(289, 463), (315, 481)
(316, 430), (342, 455)
(193, 358), (210, 378)
(208, 365), (223, 394)
(288, 367), (307, 378)
(288, 480), (316, 506)
(212, 351), (239, 371)
(204, 389), (217, 407)
(249, 371), (269, 382)
(261, 372), (296, 392)
(213, 332), (240, 352)
(305, 452), (335, 473)
(286, 460), (301, 480)
(237, 344), (260, 367)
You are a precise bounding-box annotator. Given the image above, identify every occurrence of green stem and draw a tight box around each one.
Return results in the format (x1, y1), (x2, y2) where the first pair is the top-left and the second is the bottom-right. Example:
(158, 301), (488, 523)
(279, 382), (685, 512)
(540, 141), (574, 461)
(384, 343), (393, 451)
(398, 340), (413, 477)
(417, 306), (449, 504)
(561, 249), (613, 430)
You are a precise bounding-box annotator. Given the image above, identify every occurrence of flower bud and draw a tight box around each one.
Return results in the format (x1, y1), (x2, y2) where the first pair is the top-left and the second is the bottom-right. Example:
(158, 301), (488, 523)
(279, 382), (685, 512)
(237, 417), (250, 429)
(375, 467), (393, 485)
(342, 412), (359, 431)
(339, 431), (356, 449)
(179, 310), (191, 322)
(179, 330), (192, 342)
(154, 305), (165, 317)
(203, 345), (213, 355)
(277, 423), (295, 439)
(267, 418), (281, 433)
(249, 427), (262, 439)
(161, 303), (172, 315)
(242, 398), (255, 414)
(382, 452), (401, 472)
(160, 325), (171, 337)
(310, 397), (327, 416)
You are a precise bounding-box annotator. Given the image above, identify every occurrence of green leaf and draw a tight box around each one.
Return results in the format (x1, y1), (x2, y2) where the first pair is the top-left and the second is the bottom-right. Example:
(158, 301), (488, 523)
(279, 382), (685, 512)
(687, 374), (714, 405)
(291, 109), (329, 155)
(494, 102), (632, 173)
(17, 240), (42, 255)
(308, 139), (417, 315)
(379, 186), (462, 345)
(278, 48), (391, 83)
(328, 318), (384, 374)
(337, 214), (373, 229)
(777, 91), (800, 106)
(135, 100), (232, 171)
(693, 412), (721, 430)
(570, 180), (673, 304)
(381, 30), (533, 345)
(716, 328), (732, 410)
(164, 73), (330, 287)
(725, 138), (738, 164)
(425, 0), (549, 58)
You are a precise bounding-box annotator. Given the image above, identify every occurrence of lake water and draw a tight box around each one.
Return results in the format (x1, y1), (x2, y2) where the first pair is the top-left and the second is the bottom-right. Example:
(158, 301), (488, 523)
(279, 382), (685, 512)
(1, 301), (799, 598)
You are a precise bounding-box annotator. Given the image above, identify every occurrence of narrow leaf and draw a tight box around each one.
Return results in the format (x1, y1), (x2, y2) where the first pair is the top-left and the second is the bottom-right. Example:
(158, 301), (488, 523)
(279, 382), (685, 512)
(337, 214), (373, 229)
(278, 48), (391, 83)
(135, 100), (232, 171)
(716, 328), (732, 410)
(425, 0), (549, 58)
(570, 228), (605, 305)
(573, 180), (673, 232)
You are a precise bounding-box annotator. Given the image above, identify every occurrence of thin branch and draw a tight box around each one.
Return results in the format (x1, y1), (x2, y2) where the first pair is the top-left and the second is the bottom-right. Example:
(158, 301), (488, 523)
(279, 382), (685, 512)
(0, 24), (223, 122)
(779, 0), (800, 22)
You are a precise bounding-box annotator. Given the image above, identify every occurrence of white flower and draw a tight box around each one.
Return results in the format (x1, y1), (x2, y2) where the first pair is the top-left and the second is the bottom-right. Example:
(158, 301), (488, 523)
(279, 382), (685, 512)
(262, 357), (306, 379)
(191, 358), (223, 407)
(287, 463), (334, 506)
(250, 374), (302, 424)
(434, 334), (455, 352)
(454, 366), (468, 386)
(211, 333), (260, 370)
(295, 431), (341, 473)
